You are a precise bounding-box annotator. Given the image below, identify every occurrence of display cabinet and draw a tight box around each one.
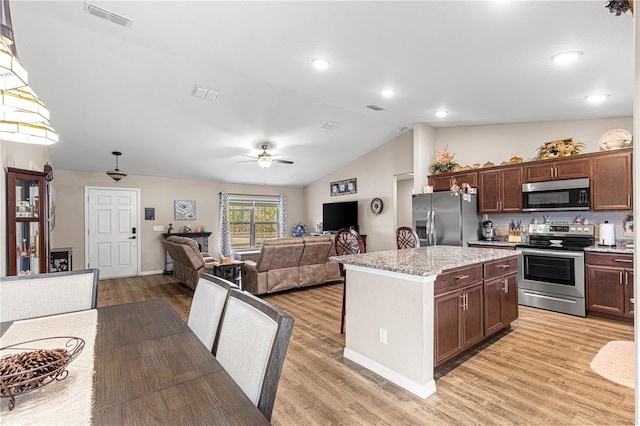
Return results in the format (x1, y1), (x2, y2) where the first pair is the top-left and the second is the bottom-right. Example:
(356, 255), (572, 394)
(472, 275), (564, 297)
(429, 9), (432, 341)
(7, 166), (52, 276)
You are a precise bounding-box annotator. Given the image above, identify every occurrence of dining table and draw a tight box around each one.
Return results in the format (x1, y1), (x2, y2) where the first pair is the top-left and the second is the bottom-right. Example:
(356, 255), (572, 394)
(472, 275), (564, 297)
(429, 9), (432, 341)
(0, 298), (270, 425)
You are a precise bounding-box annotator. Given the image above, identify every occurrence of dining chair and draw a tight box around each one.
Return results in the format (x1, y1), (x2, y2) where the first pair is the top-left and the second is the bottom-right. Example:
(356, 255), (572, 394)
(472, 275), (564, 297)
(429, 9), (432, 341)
(396, 226), (420, 249)
(334, 228), (364, 334)
(0, 268), (99, 322)
(214, 289), (294, 421)
(187, 273), (237, 353)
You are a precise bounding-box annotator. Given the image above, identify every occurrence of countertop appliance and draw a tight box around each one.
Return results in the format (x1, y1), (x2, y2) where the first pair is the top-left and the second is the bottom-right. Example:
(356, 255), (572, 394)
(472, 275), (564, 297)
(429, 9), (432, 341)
(412, 192), (480, 246)
(517, 223), (595, 317)
(481, 215), (495, 241)
(522, 178), (590, 212)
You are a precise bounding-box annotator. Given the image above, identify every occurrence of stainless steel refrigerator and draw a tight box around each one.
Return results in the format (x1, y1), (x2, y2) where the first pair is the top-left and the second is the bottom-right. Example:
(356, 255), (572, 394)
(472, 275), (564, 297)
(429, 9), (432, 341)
(412, 192), (480, 246)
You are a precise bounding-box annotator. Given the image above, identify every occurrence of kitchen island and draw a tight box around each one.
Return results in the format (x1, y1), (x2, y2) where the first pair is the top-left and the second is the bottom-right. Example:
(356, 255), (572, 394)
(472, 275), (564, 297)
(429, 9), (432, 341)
(330, 246), (519, 399)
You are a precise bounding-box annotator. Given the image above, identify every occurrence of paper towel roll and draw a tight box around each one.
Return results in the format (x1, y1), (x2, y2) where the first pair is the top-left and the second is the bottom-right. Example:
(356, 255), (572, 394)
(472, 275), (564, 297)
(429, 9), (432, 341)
(600, 222), (615, 246)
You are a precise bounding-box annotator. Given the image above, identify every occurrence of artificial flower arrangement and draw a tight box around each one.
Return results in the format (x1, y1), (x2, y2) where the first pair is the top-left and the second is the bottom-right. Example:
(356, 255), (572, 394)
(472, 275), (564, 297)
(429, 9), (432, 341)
(536, 138), (584, 160)
(431, 147), (459, 173)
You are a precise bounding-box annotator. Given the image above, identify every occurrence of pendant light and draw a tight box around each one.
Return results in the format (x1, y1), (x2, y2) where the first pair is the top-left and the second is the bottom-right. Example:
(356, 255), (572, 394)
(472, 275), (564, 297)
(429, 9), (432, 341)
(106, 151), (127, 182)
(0, 0), (58, 145)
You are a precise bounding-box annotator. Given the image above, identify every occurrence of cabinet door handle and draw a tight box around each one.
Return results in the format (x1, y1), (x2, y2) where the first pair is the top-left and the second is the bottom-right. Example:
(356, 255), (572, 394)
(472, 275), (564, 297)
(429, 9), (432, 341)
(459, 294), (465, 309)
(455, 275), (470, 280)
(625, 271), (629, 286)
(503, 278), (509, 293)
(628, 195), (631, 207)
(615, 259), (633, 263)
(465, 293), (468, 310)
(498, 264), (510, 269)
(619, 271), (624, 284)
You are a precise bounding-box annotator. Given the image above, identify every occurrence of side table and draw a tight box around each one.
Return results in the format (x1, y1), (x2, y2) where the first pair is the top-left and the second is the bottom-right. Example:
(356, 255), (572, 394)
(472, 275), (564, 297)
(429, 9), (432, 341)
(214, 261), (244, 288)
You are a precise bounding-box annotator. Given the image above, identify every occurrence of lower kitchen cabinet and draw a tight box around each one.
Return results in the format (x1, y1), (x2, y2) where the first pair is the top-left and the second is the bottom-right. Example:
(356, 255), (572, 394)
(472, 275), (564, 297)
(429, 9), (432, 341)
(484, 273), (518, 336)
(434, 282), (484, 366)
(586, 252), (634, 322)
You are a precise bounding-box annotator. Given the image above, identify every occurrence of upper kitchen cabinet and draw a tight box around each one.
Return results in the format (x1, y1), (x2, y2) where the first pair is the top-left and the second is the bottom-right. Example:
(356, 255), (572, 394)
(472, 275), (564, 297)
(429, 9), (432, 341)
(591, 150), (633, 211)
(523, 157), (590, 183)
(429, 171), (477, 192)
(478, 166), (523, 213)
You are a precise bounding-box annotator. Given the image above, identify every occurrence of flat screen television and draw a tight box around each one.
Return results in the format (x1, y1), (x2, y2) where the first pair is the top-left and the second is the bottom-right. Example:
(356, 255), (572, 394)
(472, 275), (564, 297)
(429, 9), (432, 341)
(322, 201), (358, 233)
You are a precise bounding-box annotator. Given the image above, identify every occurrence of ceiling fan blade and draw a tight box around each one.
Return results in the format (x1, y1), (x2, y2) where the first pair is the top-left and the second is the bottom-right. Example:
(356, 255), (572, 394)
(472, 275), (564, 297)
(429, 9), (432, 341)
(241, 154), (258, 159)
(236, 159), (257, 163)
(274, 159), (294, 164)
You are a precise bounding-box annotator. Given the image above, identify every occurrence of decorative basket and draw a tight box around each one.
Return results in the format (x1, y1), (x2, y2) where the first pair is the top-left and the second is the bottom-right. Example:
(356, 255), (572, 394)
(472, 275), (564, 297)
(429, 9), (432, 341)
(0, 337), (85, 410)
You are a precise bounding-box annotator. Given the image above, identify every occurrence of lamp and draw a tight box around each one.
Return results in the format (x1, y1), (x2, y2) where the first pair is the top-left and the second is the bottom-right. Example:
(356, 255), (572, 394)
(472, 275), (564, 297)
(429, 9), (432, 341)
(0, 0), (58, 145)
(257, 152), (273, 168)
(106, 151), (127, 182)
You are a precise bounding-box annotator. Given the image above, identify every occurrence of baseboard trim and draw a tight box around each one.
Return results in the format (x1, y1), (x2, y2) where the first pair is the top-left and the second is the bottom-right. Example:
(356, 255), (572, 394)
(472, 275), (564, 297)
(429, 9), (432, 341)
(343, 348), (436, 399)
(140, 269), (164, 276)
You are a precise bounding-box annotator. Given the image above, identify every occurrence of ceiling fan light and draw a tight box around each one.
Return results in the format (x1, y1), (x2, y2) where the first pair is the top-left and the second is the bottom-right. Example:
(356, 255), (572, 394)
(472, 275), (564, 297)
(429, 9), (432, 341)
(585, 94), (609, 103)
(311, 58), (330, 70)
(551, 51), (583, 64)
(257, 156), (273, 168)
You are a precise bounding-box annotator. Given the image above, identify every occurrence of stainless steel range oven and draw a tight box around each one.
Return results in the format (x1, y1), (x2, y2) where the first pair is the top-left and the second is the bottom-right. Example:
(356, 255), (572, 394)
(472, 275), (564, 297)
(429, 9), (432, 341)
(518, 223), (594, 317)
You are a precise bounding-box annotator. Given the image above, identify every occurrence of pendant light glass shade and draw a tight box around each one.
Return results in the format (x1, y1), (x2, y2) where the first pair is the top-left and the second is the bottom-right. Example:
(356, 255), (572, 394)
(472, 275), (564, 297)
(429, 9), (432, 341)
(0, 119), (58, 145)
(0, 38), (26, 90)
(106, 151), (127, 182)
(0, 86), (49, 122)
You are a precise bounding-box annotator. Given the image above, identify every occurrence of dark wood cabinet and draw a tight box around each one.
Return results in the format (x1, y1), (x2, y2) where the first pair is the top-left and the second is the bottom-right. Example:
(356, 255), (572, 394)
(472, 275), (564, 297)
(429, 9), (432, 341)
(586, 252), (634, 321)
(7, 166), (51, 276)
(478, 166), (522, 213)
(429, 171), (477, 192)
(591, 150), (633, 210)
(523, 157), (590, 183)
(434, 282), (484, 366)
(483, 257), (518, 336)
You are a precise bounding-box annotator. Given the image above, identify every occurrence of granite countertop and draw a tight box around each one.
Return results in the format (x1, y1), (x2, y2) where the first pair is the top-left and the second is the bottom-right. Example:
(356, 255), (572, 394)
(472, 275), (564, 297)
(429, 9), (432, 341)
(329, 246), (520, 278)
(584, 244), (634, 254)
(467, 240), (518, 248)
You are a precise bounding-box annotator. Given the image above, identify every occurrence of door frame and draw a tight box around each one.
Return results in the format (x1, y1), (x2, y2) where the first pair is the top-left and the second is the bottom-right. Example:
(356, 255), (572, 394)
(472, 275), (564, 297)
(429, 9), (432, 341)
(84, 186), (141, 277)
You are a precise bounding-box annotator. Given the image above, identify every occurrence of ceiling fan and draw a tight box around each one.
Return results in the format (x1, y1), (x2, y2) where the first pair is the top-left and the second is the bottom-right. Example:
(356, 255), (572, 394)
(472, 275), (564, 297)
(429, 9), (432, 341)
(238, 143), (294, 168)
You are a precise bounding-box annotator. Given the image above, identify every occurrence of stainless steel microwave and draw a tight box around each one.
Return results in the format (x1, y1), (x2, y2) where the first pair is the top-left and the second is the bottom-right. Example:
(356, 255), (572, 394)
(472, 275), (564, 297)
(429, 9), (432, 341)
(522, 178), (590, 212)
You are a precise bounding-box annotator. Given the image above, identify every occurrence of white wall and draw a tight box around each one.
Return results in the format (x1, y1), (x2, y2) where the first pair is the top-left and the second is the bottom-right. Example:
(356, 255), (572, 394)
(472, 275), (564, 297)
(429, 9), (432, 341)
(303, 131), (414, 252)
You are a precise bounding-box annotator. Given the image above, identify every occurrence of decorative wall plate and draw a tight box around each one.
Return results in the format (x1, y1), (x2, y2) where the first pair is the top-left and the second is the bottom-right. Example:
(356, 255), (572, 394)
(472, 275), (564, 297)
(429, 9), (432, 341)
(370, 198), (383, 215)
(599, 128), (632, 151)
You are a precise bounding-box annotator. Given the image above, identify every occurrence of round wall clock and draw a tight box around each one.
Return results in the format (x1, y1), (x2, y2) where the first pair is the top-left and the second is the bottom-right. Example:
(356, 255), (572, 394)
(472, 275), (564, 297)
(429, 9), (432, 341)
(370, 198), (383, 215)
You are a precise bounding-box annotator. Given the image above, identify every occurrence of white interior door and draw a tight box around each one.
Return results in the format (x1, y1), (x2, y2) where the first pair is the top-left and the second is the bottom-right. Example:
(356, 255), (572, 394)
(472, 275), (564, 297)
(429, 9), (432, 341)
(86, 187), (139, 278)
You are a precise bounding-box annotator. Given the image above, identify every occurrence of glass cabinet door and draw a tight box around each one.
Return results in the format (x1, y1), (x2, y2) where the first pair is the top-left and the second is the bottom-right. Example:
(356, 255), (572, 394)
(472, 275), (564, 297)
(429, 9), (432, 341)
(7, 167), (49, 276)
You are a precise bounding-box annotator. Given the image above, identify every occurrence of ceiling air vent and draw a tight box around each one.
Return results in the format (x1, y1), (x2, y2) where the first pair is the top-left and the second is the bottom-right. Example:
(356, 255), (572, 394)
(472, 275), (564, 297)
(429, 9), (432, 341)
(192, 85), (220, 101)
(321, 121), (342, 131)
(366, 104), (385, 111)
(85, 3), (134, 28)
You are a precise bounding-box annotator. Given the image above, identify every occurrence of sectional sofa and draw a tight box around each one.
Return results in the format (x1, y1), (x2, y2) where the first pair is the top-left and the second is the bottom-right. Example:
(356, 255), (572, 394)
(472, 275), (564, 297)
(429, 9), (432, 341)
(241, 236), (343, 295)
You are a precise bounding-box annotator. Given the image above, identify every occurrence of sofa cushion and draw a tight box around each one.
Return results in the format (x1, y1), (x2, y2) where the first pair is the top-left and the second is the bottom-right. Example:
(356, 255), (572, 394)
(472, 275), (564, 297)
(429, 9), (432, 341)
(255, 238), (304, 273)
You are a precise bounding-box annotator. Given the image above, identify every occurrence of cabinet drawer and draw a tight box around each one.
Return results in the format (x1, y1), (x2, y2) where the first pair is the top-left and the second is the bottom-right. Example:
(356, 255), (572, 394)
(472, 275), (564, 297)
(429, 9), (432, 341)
(435, 264), (483, 294)
(484, 256), (518, 279)
(586, 252), (634, 268)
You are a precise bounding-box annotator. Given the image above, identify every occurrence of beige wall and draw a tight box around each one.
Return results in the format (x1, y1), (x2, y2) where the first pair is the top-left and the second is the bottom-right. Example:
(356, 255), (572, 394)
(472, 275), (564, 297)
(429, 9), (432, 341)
(303, 131), (414, 252)
(434, 116), (633, 167)
(1, 141), (54, 276)
(53, 170), (304, 273)
(302, 116), (633, 253)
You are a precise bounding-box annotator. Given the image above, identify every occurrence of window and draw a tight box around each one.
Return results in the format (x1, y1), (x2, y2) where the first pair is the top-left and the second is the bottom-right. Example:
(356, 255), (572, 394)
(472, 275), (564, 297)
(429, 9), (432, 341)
(229, 196), (280, 250)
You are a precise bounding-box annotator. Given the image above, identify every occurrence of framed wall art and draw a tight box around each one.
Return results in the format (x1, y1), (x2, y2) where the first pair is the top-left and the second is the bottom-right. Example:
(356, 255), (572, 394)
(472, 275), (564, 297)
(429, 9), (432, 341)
(174, 200), (196, 220)
(330, 178), (357, 196)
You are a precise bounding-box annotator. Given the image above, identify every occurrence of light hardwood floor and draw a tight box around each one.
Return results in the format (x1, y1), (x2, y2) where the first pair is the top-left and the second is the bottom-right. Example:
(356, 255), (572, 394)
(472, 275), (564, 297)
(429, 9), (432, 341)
(98, 274), (635, 425)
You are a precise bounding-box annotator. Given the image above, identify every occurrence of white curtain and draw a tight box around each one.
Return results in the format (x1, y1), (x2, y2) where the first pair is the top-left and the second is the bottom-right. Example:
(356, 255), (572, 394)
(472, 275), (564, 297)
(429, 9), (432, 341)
(219, 192), (231, 257)
(278, 195), (287, 238)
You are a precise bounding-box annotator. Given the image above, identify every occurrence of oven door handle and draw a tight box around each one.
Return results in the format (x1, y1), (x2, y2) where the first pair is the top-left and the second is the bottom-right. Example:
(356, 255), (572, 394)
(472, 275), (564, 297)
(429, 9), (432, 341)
(519, 248), (584, 258)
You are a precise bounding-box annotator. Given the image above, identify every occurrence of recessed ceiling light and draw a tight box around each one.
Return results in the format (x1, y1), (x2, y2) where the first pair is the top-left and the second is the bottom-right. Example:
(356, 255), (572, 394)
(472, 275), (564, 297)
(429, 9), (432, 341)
(311, 58), (330, 70)
(585, 94), (609, 103)
(551, 51), (583, 64)
(380, 88), (396, 98)
(435, 110), (448, 118)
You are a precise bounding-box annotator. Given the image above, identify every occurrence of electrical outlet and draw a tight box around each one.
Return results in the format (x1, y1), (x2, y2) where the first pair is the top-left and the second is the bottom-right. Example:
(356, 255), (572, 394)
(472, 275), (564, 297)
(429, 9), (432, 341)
(379, 328), (387, 344)
(153, 225), (164, 232)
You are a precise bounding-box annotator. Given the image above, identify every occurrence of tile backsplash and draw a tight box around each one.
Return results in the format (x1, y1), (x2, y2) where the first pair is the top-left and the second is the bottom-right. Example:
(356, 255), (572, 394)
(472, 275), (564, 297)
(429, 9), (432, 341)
(486, 211), (633, 243)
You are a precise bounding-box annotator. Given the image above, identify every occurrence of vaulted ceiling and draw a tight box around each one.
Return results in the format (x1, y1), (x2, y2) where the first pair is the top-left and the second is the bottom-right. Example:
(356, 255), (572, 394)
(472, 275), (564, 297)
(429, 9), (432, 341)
(10, 1), (633, 186)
